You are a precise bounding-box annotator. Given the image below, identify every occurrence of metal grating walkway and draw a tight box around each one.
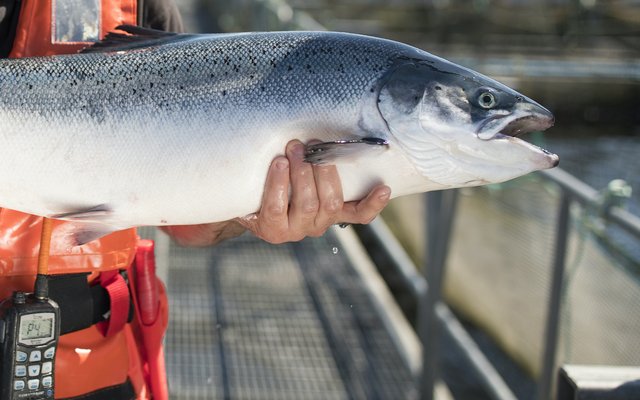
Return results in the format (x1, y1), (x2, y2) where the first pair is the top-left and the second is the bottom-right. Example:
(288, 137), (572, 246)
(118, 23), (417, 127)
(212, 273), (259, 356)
(160, 229), (418, 399)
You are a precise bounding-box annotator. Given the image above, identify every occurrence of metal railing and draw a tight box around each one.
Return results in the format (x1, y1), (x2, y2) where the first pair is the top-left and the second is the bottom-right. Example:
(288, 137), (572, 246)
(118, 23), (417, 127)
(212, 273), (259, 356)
(536, 168), (640, 400)
(358, 167), (640, 400)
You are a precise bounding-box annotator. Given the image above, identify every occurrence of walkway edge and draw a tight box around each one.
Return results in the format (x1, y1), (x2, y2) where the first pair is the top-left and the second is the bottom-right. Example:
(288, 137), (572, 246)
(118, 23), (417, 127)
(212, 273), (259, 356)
(331, 224), (422, 376)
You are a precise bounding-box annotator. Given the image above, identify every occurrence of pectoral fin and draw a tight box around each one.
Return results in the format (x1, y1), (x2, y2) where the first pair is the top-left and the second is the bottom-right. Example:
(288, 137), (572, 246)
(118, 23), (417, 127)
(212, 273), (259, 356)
(51, 204), (112, 220)
(66, 223), (120, 246)
(49, 204), (122, 247)
(304, 137), (389, 164)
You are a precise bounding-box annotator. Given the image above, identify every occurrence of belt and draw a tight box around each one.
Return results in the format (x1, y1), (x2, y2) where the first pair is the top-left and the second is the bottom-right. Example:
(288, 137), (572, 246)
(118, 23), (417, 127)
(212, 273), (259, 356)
(47, 272), (133, 335)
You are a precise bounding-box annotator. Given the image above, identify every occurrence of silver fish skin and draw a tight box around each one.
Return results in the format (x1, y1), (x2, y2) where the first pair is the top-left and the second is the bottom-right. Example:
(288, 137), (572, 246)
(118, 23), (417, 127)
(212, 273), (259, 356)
(0, 29), (557, 242)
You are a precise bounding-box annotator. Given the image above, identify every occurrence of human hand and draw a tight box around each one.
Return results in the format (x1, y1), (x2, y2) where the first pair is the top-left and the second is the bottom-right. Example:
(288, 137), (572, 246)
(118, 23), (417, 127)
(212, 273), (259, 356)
(235, 140), (391, 244)
(162, 139), (391, 247)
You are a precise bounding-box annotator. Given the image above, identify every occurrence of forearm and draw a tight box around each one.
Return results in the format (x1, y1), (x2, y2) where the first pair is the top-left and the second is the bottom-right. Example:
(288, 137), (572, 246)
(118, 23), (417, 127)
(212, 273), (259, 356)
(160, 221), (247, 247)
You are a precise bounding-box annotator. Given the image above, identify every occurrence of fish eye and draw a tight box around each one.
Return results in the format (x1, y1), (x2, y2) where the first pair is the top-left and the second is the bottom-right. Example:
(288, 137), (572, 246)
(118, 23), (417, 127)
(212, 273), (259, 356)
(478, 92), (497, 109)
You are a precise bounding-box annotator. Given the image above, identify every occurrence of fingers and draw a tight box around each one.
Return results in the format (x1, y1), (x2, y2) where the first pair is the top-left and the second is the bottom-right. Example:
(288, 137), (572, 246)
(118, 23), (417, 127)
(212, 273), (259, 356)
(312, 161), (343, 230)
(287, 141), (320, 239)
(237, 155), (291, 242)
(339, 184), (391, 225)
(241, 139), (391, 244)
(260, 156), (290, 227)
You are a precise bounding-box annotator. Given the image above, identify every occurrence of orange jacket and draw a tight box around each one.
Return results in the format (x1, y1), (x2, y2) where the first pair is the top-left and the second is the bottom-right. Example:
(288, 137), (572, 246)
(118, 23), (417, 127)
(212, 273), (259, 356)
(9, 0), (137, 58)
(1, 1), (160, 398)
(0, 210), (138, 298)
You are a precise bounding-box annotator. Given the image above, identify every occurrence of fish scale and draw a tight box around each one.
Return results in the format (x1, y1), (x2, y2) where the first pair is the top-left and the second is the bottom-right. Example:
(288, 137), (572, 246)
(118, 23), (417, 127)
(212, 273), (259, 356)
(0, 28), (556, 244)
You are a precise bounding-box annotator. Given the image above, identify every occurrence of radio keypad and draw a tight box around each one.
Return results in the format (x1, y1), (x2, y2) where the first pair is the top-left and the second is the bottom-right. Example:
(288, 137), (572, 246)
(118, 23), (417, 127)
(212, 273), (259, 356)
(42, 361), (52, 374)
(16, 351), (27, 362)
(13, 346), (54, 395)
(28, 365), (40, 377)
(29, 350), (41, 362)
(42, 376), (53, 388)
(14, 365), (26, 377)
(43, 347), (55, 359)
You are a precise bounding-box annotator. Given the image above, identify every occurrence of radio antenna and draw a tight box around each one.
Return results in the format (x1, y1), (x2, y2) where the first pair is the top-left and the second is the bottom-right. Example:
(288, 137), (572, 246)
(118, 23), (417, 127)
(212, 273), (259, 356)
(34, 218), (53, 300)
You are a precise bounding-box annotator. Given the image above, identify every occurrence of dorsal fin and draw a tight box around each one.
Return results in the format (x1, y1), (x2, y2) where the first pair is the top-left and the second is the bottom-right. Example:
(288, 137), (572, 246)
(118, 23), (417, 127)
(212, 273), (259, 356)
(80, 25), (196, 53)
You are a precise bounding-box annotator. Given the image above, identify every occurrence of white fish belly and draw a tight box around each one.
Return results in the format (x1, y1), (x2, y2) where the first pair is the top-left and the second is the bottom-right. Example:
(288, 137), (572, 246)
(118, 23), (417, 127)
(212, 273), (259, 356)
(0, 99), (419, 227)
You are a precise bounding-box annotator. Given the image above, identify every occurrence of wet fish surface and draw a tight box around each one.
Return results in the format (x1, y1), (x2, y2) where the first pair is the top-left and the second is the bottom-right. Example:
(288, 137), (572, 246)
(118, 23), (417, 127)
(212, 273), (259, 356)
(0, 26), (557, 243)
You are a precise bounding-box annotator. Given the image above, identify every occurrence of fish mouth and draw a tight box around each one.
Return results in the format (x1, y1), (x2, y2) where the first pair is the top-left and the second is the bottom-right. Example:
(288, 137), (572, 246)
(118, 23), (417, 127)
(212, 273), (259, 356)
(476, 105), (559, 169)
(499, 113), (555, 138)
(501, 113), (559, 168)
(508, 113), (560, 169)
(477, 101), (555, 140)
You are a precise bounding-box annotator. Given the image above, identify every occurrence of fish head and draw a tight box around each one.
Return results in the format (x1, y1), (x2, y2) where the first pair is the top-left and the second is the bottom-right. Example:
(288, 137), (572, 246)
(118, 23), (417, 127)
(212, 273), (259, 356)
(376, 58), (558, 188)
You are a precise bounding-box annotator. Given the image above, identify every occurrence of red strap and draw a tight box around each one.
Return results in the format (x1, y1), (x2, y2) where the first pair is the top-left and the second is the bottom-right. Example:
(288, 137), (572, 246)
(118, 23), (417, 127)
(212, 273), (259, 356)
(97, 270), (130, 337)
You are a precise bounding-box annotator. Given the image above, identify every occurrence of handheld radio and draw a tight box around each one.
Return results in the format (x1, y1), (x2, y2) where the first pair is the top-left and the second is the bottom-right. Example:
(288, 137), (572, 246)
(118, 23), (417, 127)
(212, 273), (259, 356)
(0, 218), (59, 399)
(0, 292), (60, 399)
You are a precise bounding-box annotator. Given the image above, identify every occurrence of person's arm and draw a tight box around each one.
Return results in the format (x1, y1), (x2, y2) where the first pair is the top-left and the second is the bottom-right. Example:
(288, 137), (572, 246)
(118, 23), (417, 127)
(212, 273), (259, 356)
(161, 140), (391, 246)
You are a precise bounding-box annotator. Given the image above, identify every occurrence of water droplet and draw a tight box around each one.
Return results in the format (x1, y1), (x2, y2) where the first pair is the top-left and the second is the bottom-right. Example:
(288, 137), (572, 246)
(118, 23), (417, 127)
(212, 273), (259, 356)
(332, 247), (339, 255)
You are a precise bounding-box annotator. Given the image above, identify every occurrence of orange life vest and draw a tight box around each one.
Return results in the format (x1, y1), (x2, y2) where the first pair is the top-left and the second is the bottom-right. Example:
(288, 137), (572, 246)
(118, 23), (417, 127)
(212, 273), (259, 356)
(9, 0), (138, 58)
(1, 1), (167, 399)
(0, 210), (138, 295)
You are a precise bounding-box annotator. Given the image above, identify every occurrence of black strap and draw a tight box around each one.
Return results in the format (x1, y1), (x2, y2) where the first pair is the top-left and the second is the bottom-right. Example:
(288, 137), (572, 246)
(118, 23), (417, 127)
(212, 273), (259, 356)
(59, 380), (136, 400)
(47, 272), (133, 335)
